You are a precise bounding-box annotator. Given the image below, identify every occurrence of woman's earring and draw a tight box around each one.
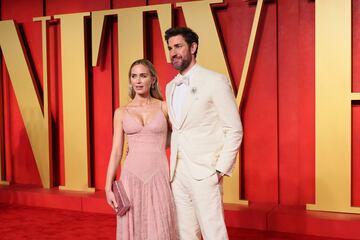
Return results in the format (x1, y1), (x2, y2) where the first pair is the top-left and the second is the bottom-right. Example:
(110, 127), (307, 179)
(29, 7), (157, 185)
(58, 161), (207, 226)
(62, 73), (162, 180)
(151, 84), (155, 89)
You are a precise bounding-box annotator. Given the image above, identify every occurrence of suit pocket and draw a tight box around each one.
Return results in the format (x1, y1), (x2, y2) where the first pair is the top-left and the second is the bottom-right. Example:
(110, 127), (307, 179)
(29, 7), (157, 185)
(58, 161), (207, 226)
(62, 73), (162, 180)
(205, 172), (218, 186)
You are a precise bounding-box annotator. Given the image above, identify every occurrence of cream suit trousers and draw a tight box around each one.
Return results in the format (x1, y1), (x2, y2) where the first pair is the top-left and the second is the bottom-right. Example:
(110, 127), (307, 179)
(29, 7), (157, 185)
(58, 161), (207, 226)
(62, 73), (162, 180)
(171, 151), (228, 240)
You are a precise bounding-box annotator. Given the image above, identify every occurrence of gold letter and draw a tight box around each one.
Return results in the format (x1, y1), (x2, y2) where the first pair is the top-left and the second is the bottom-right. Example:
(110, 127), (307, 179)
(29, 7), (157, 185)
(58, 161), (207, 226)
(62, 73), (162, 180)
(307, 0), (360, 213)
(176, 0), (231, 81)
(54, 13), (94, 192)
(91, 4), (171, 106)
(0, 20), (51, 188)
(0, 56), (8, 186)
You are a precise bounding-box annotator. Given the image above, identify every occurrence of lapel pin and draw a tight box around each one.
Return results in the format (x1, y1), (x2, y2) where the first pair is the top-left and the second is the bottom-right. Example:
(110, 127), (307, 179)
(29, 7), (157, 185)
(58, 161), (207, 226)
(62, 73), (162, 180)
(191, 87), (197, 95)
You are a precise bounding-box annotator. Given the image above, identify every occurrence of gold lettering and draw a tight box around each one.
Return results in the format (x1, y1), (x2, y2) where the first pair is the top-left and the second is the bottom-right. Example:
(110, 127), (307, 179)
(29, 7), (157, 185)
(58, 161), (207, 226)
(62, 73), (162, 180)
(0, 1), (263, 195)
(307, 0), (360, 213)
(0, 20), (51, 187)
(236, 0), (263, 106)
(176, 0), (230, 81)
(0, 58), (7, 185)
(54, 13), (94, 192)
(92, 4), (171, 106)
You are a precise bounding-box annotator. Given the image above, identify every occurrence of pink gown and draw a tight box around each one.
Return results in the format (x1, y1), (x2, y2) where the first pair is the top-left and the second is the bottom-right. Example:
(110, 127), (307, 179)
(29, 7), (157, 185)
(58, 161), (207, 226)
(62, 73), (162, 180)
(116, 109), (178, 240)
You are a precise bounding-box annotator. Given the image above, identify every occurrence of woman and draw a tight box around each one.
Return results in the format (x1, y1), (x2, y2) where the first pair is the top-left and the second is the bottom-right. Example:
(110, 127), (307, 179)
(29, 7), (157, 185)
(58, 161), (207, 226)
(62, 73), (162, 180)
(105, 59), (178, 240)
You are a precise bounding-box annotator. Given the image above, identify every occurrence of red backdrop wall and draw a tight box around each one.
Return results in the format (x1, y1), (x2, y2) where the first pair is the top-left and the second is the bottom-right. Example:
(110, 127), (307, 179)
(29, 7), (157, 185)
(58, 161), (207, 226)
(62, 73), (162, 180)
(1, 0), (359, 208)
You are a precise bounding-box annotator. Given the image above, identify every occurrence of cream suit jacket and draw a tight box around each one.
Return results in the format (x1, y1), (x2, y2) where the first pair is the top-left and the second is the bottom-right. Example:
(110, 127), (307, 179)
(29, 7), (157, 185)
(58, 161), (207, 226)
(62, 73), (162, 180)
(166, 65), (243, 181)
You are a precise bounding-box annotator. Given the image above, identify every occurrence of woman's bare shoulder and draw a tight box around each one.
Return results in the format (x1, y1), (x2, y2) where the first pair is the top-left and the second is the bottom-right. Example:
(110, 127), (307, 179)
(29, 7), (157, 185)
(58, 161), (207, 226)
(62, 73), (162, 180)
(114, 106), (127, 120)
(160, 100), (168, 117)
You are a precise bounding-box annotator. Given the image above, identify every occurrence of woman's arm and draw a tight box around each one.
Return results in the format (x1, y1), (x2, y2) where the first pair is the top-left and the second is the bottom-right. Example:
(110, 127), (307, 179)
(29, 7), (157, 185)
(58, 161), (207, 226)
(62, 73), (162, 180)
(105, 108), (125, 211)
(161, 101), (172, 148)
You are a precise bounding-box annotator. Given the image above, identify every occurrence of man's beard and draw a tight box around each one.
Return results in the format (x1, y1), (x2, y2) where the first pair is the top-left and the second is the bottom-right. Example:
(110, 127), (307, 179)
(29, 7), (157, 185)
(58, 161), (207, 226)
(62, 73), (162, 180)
(172, 54), (191, 72)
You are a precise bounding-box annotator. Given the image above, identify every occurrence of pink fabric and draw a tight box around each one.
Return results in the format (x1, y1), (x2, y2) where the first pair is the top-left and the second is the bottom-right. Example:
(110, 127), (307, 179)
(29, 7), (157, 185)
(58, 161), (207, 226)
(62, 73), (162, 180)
(117, 110), (178, 240)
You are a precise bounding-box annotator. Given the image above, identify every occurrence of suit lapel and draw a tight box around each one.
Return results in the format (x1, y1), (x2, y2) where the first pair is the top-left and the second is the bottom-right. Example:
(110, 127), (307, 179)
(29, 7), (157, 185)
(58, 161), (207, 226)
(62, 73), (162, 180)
(177, 75), (199, 129)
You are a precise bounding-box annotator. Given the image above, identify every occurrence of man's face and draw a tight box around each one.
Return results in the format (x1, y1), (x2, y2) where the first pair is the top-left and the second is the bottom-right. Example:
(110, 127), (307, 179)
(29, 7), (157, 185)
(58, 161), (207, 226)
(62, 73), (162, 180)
(167, 35), (195, 72)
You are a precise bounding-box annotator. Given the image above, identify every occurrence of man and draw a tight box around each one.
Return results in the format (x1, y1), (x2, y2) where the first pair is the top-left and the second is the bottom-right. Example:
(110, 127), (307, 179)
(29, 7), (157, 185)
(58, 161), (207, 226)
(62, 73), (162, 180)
(165, 27), (243, 240)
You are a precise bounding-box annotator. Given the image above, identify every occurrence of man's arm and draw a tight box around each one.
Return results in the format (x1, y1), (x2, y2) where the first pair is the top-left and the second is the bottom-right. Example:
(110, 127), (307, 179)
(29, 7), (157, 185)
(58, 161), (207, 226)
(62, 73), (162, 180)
(212, 75), (243, 176)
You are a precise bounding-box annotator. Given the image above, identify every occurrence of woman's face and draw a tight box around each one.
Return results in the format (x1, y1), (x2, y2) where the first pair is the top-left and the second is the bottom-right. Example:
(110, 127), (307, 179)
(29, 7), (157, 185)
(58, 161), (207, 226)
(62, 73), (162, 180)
(130, 64), (154, 97)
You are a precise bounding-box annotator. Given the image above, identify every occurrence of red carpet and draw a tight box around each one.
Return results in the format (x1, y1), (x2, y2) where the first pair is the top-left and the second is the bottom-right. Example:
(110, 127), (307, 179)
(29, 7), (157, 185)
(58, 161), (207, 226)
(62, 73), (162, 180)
(0, 203), (115, 240)
(0, 203), (356, 240)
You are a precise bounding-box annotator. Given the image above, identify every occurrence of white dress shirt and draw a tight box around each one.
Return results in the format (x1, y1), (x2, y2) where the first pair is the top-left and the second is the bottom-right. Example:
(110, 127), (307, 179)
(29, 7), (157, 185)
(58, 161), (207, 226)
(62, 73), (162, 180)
(172, 64), (198, 122)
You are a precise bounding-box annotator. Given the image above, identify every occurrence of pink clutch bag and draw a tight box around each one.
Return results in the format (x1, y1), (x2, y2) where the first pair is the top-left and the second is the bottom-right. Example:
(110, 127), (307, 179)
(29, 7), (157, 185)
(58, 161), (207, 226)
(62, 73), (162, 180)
(112, 180), (131, 216)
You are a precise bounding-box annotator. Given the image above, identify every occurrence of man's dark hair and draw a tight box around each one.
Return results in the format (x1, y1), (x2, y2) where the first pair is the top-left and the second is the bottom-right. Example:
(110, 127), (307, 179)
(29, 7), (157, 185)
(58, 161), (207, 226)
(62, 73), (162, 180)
(165, 27), (199, 57)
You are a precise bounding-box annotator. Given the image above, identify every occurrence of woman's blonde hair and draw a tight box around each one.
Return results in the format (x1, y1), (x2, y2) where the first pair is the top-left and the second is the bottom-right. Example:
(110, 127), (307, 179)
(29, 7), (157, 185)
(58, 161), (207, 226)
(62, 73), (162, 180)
(128, 59), (163, 100)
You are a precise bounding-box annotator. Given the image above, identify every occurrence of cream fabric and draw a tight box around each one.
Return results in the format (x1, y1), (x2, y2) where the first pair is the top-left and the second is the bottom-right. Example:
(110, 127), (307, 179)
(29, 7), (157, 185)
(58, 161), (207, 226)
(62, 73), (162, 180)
(166, 64), (243, 239)
(166, 64), (243, 181)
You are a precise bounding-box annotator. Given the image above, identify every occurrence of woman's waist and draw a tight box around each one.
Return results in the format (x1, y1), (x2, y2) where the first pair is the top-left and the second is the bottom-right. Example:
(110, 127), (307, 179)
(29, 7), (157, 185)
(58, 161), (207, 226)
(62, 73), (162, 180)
(125, 150), (167, 158)
(123, 153), (169, 170)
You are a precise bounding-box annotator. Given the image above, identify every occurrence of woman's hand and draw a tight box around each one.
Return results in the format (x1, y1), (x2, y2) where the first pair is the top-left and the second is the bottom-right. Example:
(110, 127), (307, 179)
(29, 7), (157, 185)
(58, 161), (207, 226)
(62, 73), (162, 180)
(106, 190), (118, 213)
